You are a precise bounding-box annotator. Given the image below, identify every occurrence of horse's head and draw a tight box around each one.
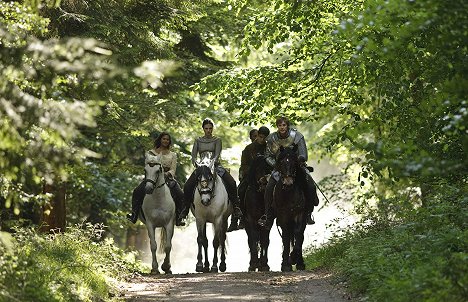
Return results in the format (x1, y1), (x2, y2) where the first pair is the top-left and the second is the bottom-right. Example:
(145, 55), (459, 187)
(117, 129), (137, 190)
(276, 145), (300, 187)
(195, 159), (216, 206)
(144, 152), (164, 194)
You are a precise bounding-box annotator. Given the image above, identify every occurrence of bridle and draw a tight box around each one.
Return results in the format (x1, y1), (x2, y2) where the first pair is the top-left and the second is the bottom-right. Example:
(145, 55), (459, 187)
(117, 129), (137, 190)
(278, 155), (298, 189)
(196, 168), (216, 201)
(145, 162), (165, 191)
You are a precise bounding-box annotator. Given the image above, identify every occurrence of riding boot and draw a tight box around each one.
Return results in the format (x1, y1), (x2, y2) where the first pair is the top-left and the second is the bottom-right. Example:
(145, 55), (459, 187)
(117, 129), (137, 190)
(221, 171), (242, 218)
(299, 170), (318, 225)
(258, 177), (276, 227)
(181, 171), (198, 220)
(168, 179), (186, 226)
(237, 216), (245, 229)
(227, 216), (239, 232)
(127, 181), (146, 224)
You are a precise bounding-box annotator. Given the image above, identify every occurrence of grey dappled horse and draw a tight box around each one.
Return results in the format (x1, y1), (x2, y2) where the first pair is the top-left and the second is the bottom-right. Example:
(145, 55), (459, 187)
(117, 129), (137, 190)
(191, 155), (232, 273)
(140, 152), (176, 274)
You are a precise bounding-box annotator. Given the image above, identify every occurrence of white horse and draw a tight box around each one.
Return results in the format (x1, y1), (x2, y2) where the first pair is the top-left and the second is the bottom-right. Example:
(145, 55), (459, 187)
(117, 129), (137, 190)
(140, 152), (175, 274)
(191, 156), (232, 273)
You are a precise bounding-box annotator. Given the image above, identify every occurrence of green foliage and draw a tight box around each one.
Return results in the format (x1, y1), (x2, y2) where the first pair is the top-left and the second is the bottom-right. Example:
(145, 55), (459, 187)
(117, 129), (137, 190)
(0, 223), (143, 302)
(204, 0), (467, 186)
(0, 1), (176, 215)
(305, 183), (468, 301)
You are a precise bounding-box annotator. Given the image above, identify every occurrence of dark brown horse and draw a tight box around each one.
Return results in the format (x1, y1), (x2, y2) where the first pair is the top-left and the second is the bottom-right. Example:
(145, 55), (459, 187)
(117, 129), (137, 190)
(272, 145), (307, 272)
(242, 155), (273, 271)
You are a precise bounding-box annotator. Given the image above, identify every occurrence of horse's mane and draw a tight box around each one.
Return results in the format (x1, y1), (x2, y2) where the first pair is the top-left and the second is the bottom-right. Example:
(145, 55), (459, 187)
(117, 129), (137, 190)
(275, 146), (299, 167)
(196, 164), (213, 178)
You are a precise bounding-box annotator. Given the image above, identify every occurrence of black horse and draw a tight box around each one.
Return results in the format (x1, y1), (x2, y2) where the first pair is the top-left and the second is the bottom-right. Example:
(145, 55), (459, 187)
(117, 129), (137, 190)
(242, 155), (273, 271)
(271, 145), (308, 272)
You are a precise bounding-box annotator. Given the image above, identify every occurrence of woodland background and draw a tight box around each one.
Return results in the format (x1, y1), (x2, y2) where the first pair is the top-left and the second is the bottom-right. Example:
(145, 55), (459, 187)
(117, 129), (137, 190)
(0, 0), (466, 301)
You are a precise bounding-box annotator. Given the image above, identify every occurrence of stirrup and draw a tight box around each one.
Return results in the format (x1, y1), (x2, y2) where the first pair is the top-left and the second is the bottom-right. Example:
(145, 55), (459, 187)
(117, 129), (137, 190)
(233, 206), (242, 218)
(176, 217), (186, 226)
(126, 212), (138, 224)
(258, 214), (268, 227)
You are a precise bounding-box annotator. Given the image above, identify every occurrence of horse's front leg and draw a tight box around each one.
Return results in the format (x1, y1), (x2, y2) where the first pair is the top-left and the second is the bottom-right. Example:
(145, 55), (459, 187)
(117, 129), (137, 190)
(291, 216), (306, 270)
(161, 224), (174, 274)
(196, 222), (208, 273)
(210, 220), (221, 273)
(246, 224), (259, 271)
(146, 225), (159, 274)
(280, 222), (293, 272)
(259, 224), (271, 271)
(218, 218), (228, 272)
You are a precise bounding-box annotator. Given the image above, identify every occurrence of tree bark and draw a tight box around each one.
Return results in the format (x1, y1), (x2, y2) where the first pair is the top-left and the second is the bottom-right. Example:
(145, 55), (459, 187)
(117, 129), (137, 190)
(40, 183), (67, 232)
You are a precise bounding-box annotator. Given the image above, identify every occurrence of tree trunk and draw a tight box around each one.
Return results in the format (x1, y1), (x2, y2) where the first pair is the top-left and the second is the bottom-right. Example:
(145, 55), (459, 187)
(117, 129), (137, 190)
(40, 183), (67, 232)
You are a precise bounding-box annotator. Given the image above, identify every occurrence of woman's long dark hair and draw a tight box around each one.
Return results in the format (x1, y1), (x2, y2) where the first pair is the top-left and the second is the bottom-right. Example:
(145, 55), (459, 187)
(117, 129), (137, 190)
(154, 132), (172, 148)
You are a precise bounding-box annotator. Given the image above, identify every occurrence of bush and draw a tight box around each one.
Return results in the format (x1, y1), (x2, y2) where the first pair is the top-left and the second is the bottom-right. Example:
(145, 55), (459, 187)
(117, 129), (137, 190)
(0, 223), (144, 302)
(305, 186), (468, 301)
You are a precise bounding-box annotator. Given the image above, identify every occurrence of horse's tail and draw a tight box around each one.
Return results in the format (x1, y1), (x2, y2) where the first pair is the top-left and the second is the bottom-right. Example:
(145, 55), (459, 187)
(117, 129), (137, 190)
(158, 227), (167, 253)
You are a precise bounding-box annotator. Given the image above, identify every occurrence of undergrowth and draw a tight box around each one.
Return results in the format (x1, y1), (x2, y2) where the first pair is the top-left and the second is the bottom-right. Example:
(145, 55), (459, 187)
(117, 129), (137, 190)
(305, 184), (468, 302)
(0, 223), (144, 302)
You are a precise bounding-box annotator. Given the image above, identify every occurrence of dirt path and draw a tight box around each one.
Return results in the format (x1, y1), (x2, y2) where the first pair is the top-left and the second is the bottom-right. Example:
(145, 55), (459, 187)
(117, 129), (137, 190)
(120, 270), (352, 302)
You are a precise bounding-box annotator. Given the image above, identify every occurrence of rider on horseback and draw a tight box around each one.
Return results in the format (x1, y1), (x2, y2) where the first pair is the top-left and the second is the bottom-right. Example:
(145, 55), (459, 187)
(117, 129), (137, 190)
(258, 117), (319, 227)
(127, 132), (186, 226)
(179, 118), (242, 222)
(228, 126), (270, 232)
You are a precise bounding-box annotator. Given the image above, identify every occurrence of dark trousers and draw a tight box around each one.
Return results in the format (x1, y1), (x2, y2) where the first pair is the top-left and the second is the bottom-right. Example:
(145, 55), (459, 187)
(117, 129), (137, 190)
(183, 170), (240, 211)
(238, 178), (248, 211)
(131, 179), (185, 217)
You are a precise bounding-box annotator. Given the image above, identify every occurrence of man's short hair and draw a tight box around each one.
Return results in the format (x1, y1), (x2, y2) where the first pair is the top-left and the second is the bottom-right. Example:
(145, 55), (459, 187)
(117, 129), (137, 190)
(258, 126), (270, 136)
(249, 129), (258, 140)
(276, 116), (290, 127)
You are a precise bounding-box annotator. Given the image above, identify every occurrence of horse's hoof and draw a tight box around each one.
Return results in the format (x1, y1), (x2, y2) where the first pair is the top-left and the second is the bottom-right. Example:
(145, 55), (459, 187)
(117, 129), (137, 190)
(296, 263), (306, 270)
(219, 263), (226, 272)
(210, 267), (218, 273)
(248, 265), (256, 272)
(196, 264), (204, 273)
(259, 265), (270, 272)
(203, 266), (210, 273)
(164, 269), (172, 274)
(281, 264), (292, 272)
(150, 268), (160, 275)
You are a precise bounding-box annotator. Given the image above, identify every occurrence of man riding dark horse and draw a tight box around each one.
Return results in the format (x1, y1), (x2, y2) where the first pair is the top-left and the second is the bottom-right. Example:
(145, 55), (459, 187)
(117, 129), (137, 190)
(228, 126), (270, 232)
(258, 117), (319, 227)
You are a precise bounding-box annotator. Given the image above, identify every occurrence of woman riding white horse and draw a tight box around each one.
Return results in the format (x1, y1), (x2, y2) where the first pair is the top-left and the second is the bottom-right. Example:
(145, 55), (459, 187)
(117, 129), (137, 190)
(180, 118), (242, 221)
(127, 132), (185, 226)
(140, 151), (176, 274)
(181, 118), (239, 272)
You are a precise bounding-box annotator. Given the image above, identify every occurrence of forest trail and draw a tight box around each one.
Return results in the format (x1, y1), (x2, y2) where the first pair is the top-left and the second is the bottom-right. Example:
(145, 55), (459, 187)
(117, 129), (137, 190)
(120, 270), (352, 302)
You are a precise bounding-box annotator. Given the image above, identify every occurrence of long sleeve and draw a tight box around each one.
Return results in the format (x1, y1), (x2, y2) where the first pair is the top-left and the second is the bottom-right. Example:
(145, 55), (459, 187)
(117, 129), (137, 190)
(191, 139), (198, 167)
(239, 147), (249, 180)
(167, 152), (177, 177)
(212, 138), (222, 163)
(265, 136), (276, 167)
(296, 136), (308, 162)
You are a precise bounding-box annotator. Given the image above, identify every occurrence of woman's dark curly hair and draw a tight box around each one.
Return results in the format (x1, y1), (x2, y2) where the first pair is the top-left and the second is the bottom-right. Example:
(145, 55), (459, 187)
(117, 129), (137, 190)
(154, 132), (172, 148)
